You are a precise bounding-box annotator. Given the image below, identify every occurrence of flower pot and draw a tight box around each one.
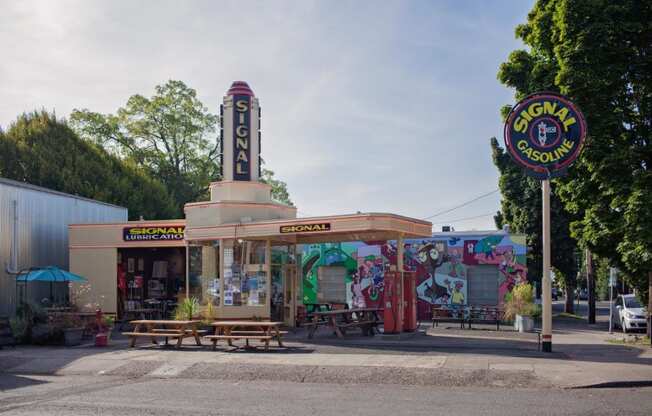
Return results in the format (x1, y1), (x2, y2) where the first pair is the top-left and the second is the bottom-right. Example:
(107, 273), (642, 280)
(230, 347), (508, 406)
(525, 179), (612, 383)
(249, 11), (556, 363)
(514, 315), (534, 333)
(63, 327), (84, 346)
(30, 324), (51, 343)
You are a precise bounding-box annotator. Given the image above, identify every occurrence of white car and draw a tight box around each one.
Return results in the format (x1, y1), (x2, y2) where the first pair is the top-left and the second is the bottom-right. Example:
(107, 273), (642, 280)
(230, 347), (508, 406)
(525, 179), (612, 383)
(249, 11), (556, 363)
(613, 294), (648, 333)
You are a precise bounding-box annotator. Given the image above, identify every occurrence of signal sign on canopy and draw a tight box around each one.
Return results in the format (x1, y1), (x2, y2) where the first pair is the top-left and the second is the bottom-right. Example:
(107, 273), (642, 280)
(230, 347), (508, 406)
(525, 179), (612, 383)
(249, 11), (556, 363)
(504, 92), (587, 179)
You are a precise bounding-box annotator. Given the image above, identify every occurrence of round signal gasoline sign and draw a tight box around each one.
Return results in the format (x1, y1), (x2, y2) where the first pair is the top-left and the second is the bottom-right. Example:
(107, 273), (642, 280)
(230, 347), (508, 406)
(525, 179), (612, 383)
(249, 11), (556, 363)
(504, 92), (587, 179)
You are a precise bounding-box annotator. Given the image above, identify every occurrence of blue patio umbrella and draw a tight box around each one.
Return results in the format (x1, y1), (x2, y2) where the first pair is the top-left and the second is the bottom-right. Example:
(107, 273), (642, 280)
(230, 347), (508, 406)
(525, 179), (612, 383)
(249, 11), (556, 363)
(16, 267), (87, 308)
(16, 266), (87, 283)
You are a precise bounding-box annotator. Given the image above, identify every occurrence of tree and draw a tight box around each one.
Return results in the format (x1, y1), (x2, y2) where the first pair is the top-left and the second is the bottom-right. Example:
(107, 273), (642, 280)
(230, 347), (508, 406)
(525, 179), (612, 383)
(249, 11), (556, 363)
(71, 80), (219, 216)
(491, 137), (578, 312)
(71, 80), (293, 215)
(0, 111), (176, 220)
(498, 0), (652, 306)
(261, 168), (293, 206)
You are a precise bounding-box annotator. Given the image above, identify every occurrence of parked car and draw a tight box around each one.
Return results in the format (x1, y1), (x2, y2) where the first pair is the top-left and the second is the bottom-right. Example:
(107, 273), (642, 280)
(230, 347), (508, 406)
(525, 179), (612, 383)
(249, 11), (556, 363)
(576, 288), (588, 300)
(612, 294), (648, 333)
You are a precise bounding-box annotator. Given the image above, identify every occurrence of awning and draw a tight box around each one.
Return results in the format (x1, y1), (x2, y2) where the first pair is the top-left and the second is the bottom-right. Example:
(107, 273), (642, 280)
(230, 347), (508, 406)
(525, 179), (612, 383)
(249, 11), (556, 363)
(185, 212), (432, 244)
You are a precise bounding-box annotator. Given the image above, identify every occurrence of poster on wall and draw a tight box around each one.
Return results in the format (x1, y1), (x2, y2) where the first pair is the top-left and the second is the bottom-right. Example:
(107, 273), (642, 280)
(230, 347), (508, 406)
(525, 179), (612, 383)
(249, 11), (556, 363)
(224, 291), (233, 306)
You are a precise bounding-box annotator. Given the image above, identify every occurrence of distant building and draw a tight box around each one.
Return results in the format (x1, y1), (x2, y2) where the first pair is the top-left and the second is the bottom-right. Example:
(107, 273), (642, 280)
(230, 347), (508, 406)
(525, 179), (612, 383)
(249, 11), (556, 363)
(0, 178), (127, 316)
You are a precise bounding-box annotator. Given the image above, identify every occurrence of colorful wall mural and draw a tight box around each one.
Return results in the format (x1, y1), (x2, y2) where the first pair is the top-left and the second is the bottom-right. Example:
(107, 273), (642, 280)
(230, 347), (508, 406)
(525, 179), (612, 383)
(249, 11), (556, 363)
(301, 233), (527, 320)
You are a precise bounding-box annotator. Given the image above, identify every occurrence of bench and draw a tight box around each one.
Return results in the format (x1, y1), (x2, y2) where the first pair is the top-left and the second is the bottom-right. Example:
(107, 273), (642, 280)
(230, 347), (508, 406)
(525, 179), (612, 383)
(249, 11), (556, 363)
(229, 330), (288, 336)
(431, 306), (466, 329)
(204, 334), (274, 350)
(122, 331), (184, 346)
(151, 329), (208, 335)
(467, 307), (503, 330)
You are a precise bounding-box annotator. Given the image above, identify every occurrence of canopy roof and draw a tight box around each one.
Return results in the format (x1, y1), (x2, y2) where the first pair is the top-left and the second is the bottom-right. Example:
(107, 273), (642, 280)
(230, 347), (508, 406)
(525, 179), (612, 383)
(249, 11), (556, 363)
(185, 212), (432, 244)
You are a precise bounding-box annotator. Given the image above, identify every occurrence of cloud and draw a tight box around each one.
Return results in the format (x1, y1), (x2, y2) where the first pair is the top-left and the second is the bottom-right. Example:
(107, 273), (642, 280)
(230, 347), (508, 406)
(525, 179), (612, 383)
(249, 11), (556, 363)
(0, 0), (531, 231)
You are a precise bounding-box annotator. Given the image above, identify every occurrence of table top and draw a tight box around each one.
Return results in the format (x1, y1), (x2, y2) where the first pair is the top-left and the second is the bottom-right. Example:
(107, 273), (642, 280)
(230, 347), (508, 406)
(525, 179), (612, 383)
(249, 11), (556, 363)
(130, 320), (200, 325)
(311, 308), (382, 316)
(210, 321), (282, 327)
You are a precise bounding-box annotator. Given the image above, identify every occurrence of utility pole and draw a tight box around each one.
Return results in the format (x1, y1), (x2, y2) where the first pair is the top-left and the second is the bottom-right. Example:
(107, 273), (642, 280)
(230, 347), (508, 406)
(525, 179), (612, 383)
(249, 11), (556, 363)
(609, 267), (616, 334)
(586, 249), (595, 324)
(648, 271), (652, 345)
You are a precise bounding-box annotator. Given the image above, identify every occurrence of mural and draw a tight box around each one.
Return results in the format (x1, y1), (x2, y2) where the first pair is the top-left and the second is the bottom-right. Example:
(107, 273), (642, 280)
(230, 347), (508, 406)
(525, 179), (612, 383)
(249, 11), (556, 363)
(302, 233), (527, 320)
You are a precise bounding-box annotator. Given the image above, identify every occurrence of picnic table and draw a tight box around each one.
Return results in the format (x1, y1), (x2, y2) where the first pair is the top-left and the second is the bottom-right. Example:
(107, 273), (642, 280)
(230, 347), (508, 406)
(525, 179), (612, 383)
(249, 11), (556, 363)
(122, 320), (203, 348)
(206, 321), (286, 351)
(305, 308), (383, 339)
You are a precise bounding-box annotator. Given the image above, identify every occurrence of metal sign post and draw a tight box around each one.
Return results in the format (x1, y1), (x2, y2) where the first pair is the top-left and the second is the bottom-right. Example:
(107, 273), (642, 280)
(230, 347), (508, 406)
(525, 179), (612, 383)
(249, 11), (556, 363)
(503, 92), (587, 353)
(541, 179), (552, 352)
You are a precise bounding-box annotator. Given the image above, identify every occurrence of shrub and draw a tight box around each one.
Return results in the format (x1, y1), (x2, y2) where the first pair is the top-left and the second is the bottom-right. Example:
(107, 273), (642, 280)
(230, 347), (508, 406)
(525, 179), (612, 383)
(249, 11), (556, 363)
(174, 297), (200, 321)
(504, 283), (538, 321)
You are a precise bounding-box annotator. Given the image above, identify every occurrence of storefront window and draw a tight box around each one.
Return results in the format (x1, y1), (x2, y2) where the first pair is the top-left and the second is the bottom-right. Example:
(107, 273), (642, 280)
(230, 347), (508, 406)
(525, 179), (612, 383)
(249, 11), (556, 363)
(224, 240), (267, 307)
(188, 243), (220, 306)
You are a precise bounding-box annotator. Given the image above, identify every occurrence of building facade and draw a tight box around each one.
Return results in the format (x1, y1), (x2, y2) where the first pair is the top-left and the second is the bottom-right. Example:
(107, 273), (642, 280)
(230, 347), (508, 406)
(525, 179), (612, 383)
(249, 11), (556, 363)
(0, 178), (127, 316)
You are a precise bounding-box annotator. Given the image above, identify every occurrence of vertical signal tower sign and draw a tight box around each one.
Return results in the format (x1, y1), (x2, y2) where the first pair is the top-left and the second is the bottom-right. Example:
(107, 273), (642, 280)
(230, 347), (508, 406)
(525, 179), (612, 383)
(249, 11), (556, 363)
(504, 91), (587, 353)
(220, 81), (261, 182)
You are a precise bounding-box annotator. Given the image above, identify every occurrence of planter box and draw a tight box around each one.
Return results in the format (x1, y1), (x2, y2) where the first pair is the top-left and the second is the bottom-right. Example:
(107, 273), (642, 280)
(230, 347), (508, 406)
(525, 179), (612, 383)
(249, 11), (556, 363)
(514, 315), (534, 333)
(63, 327), (84, 346)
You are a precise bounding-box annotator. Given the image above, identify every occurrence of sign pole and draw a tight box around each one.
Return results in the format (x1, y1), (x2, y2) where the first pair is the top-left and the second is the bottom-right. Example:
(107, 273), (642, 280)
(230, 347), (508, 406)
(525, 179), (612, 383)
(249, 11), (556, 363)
(609, 267), (616, 334)
(503, 91), (586, 354)
(542, 179), (552, 352)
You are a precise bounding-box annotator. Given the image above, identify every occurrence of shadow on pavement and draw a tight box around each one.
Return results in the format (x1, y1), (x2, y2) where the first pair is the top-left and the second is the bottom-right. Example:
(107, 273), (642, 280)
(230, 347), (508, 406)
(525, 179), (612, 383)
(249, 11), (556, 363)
(0, 373), (48, 392)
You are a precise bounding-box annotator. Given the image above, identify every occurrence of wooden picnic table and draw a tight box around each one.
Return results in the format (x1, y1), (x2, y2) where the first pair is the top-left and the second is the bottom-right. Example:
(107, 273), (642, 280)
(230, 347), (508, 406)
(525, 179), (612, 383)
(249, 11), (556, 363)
(306, 308), (383, 339)
(206, 321), (285, 351)
(122, 320), (202, 348)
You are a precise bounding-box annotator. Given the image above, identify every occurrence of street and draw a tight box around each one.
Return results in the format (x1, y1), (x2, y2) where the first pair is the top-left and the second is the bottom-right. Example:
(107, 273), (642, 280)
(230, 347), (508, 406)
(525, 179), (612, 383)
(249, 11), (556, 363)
(1, 375), (652, 416)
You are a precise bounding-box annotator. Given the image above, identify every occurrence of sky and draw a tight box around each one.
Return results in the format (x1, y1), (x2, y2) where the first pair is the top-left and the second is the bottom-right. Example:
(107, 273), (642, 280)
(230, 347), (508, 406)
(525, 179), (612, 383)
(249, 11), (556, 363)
(0, 0), (533, 231)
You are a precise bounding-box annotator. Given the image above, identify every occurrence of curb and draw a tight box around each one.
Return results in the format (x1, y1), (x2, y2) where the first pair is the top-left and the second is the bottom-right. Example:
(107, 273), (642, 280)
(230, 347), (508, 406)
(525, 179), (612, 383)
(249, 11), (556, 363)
(570, 380), (652, 389)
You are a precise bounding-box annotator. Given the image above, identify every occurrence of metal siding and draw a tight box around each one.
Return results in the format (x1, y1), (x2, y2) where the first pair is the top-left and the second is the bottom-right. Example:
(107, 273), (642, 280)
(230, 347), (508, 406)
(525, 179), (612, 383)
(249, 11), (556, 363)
(0, 181), (127, 316)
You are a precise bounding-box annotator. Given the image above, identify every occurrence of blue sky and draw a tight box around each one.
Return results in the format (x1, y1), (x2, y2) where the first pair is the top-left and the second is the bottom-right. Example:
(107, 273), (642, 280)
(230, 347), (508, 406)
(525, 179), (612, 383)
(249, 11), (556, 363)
(0, 1), (533, 230)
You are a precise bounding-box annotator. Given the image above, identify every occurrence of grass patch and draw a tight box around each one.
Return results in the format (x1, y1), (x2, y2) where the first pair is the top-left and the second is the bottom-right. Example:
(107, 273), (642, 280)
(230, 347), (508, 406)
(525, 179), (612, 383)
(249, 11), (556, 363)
(554, 312), (584, 320)
(606, 336), (650, 346)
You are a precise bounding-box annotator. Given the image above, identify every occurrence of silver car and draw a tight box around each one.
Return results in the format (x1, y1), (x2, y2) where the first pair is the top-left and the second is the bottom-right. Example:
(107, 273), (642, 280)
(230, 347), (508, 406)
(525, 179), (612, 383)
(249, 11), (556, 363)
(613, 294), (648, 333)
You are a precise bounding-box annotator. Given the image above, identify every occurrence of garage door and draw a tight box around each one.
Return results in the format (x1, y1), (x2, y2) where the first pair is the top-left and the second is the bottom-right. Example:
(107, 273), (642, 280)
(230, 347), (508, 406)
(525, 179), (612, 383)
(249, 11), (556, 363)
(467, 265), (499, 306)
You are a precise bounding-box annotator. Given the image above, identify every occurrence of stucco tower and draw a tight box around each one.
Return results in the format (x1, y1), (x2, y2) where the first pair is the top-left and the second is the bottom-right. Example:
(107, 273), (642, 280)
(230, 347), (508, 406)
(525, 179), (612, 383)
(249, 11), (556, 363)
(184, 81), (296, 237)
(220, 81), (261, 182)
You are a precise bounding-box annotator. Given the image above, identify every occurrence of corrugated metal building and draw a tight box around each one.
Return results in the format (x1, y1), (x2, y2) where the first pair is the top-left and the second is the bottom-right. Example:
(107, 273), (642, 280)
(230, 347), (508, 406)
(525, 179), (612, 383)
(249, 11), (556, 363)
(0, 178), (127, 316)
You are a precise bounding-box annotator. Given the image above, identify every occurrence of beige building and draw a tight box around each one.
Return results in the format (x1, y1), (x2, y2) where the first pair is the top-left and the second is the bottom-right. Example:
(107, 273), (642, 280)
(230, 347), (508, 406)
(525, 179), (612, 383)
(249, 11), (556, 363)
(69, 81), (431, 326)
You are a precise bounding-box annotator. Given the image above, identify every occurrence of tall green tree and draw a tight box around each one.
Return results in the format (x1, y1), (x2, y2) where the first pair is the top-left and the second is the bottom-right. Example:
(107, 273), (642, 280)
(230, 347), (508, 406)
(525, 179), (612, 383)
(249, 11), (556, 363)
(498, 0), (652, 304)
(71, 80), (293, 213)
(491, 137), (578, 312)
(70, 80), (219, 215)
(261, 167), (293, 206)
(0, 111), (176, 220)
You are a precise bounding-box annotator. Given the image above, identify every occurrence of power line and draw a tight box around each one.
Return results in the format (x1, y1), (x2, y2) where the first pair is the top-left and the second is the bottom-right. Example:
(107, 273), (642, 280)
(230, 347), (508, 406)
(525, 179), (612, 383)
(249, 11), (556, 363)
(422, 189), (499, 220)
(430, 212), (497, 225)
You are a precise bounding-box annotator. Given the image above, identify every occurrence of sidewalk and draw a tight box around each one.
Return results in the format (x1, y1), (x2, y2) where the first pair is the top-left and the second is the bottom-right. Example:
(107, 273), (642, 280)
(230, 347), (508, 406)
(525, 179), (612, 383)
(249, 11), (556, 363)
(2, 320), (650, 389)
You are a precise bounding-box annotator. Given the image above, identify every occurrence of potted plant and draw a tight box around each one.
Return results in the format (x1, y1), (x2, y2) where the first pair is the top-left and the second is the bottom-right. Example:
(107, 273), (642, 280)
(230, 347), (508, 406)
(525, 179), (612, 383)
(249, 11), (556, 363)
(16, 302), (49, 343)
(95, 313), (115, 347)
(200, 300), (216, 331)
(174, 297), (200, 321)
(51, 314), (84, 346)
(504, 283), (538, 332)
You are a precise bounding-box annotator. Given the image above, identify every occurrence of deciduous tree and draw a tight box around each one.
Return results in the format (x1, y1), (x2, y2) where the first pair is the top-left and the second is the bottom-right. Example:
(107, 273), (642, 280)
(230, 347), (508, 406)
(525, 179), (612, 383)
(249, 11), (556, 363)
(498, 0), (652, 306)
(0, 111), (176, 220)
